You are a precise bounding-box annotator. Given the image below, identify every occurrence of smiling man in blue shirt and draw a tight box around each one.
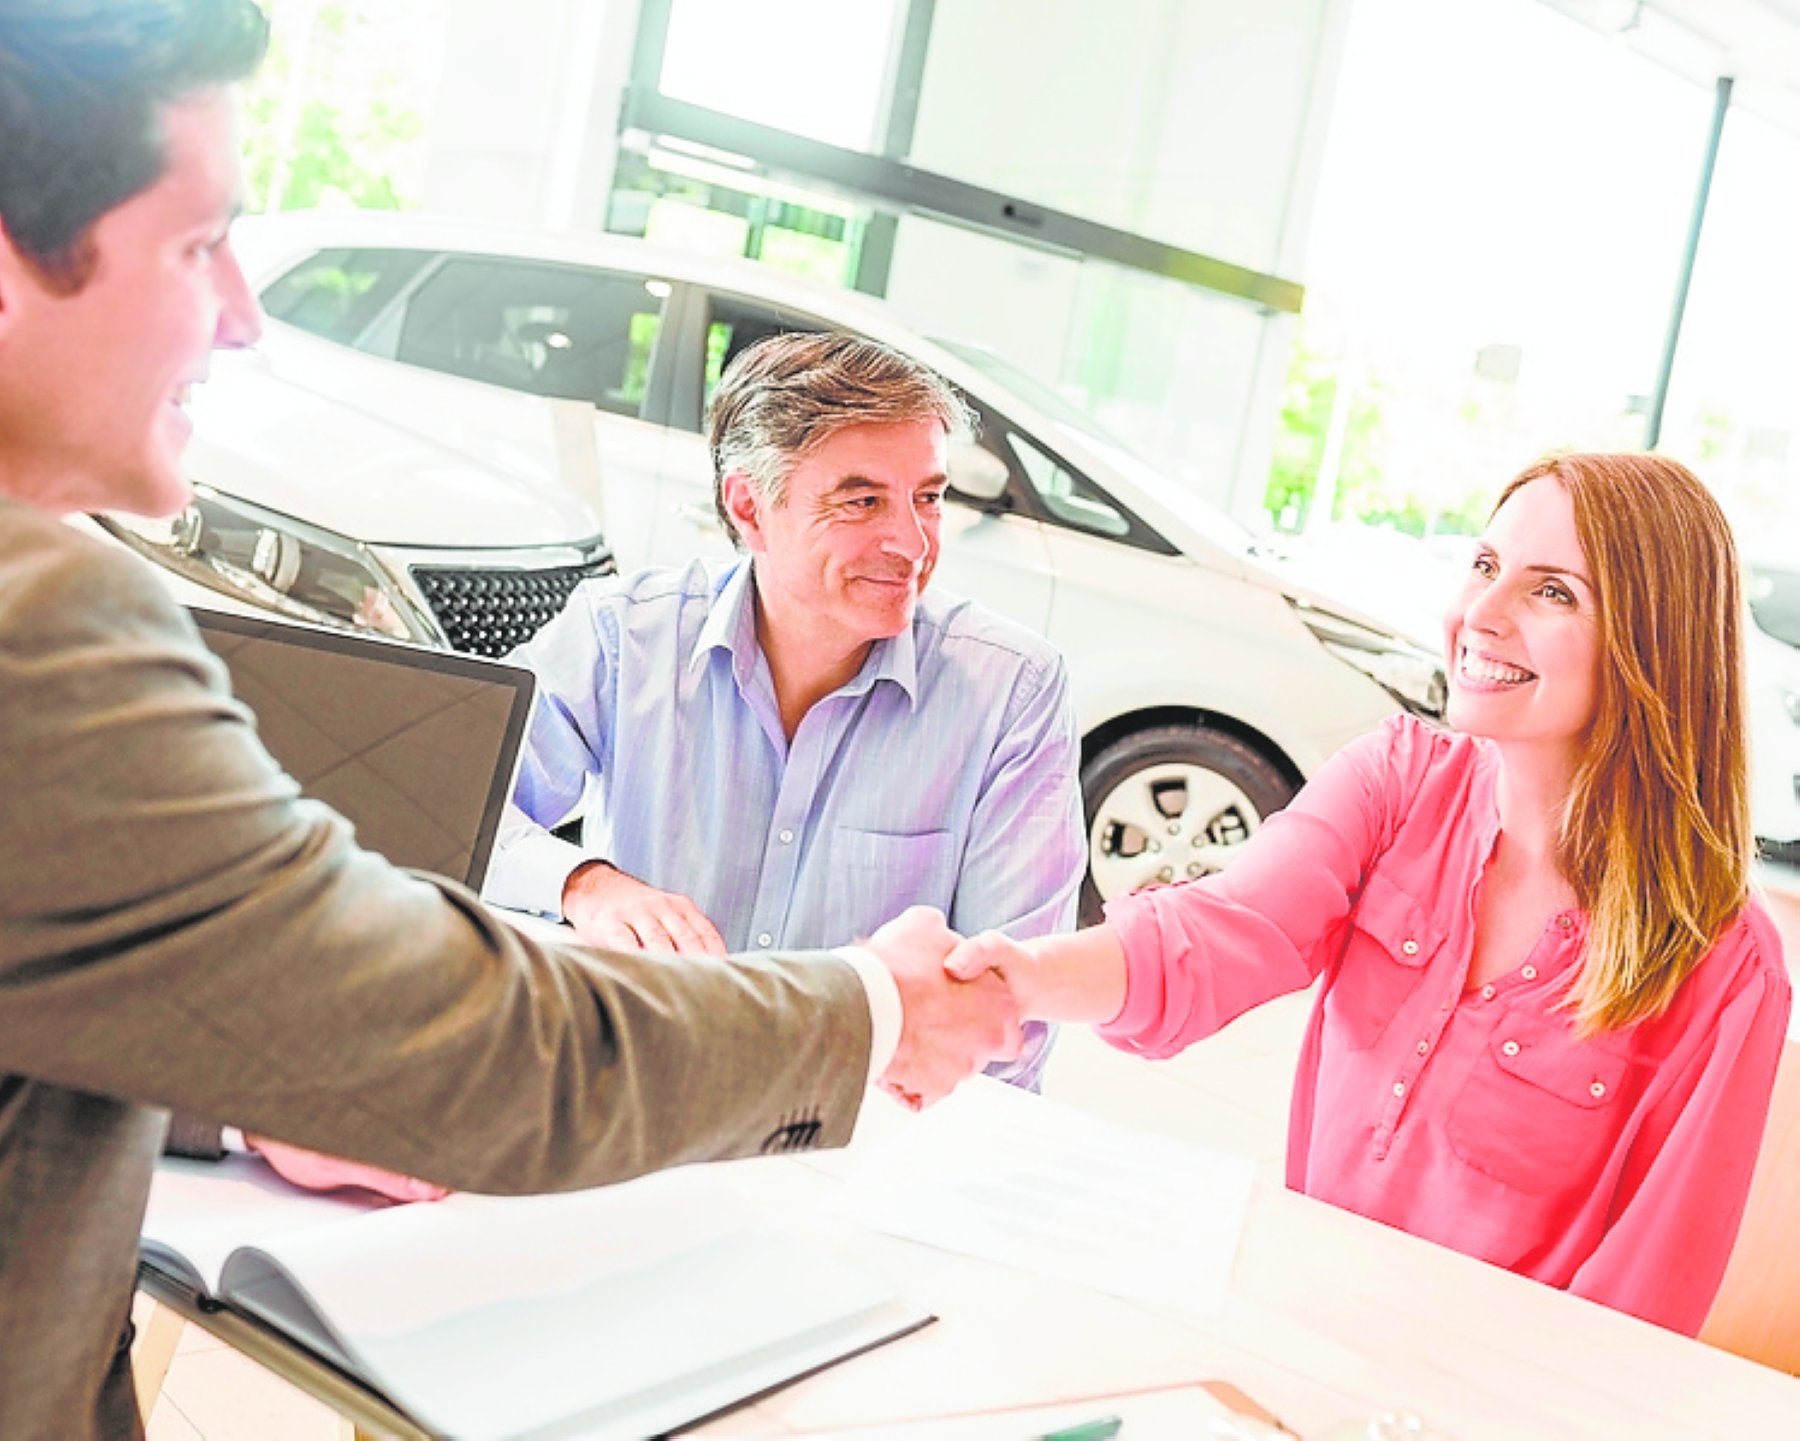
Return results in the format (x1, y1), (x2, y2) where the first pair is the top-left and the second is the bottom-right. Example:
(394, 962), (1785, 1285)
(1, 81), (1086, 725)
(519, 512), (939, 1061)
(487, 332), (1084, 1088)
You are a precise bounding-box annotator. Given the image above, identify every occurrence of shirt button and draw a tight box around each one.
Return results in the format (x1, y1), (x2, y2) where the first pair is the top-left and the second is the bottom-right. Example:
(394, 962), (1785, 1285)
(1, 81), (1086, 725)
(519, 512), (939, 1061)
(756, 932), (773, 948)
(1590, 1081), (1607, 1099)
(1401, 939), (1420, 956)
(1521, 965), (1538, 980)
(1392, 1081), (1406, 1097)
(1557, 915), (1574, 930)
(1416, 1039), (1430, 1056)
(1501, 1039), (1521, 1057)
(777, 829), (795, 844)
(1480, 984), (1496, 1000)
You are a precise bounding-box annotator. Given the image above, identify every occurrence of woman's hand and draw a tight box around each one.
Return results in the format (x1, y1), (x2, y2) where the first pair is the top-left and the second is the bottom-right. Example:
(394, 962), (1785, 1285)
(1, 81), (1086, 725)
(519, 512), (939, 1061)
(244, 1135), (451, 1203)
(945, 925), (1131, 1027)
(944, 929), (1040, 1015)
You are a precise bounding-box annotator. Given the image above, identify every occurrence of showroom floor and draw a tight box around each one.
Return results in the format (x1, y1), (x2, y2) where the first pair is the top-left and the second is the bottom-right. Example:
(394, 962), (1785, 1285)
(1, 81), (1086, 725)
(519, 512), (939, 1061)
(134, 864), (1800, 1440)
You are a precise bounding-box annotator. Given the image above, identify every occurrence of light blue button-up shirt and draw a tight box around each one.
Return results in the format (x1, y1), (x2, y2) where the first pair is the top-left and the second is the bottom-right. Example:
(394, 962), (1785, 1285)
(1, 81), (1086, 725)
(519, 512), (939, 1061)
(486, 557), (1085, 1088)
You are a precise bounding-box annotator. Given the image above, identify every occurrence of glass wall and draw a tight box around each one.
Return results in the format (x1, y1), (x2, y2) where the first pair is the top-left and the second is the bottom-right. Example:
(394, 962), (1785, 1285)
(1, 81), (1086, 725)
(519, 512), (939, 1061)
(1281, 0), (1712, 537)
(606, 0), (1340, 522)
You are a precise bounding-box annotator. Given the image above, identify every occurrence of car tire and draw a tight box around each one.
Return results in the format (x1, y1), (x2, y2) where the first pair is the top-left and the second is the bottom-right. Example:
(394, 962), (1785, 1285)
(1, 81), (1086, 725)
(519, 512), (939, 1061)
(1078, 724), (1296, 925)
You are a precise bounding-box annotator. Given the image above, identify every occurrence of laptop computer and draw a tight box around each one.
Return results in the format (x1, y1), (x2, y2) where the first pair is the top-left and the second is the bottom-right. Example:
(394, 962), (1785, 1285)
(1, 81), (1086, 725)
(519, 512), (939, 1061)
(188, 606), (535, 891)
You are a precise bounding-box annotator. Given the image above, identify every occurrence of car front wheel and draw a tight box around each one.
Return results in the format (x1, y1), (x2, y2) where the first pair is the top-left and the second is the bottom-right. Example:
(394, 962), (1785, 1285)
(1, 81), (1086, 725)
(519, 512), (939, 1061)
(1079, 723), (1295, 924)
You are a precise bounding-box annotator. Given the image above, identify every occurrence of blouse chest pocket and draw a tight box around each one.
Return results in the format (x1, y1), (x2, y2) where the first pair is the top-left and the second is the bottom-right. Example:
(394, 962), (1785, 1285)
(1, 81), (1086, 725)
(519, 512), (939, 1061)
(1446, 1015), (1634, 1194)
(1323, 872), (1442, 1051)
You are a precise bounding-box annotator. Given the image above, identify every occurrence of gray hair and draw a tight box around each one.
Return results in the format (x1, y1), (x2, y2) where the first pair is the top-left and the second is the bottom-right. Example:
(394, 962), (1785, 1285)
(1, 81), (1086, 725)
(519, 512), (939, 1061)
(707, 331), (976, 545)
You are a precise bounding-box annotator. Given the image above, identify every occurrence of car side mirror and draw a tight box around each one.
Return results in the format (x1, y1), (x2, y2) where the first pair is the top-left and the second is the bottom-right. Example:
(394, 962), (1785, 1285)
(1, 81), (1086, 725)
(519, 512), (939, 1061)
(947, 443), (1010, 504)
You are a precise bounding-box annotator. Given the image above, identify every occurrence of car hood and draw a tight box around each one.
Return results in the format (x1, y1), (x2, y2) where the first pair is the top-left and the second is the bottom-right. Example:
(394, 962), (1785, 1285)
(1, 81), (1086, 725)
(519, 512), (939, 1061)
(182, 356), (602, 549)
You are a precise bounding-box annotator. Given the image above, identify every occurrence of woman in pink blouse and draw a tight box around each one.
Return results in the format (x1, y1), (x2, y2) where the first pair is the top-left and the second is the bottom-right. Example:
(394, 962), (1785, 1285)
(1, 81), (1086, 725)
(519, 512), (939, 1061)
(950, 451), (1791, 1335)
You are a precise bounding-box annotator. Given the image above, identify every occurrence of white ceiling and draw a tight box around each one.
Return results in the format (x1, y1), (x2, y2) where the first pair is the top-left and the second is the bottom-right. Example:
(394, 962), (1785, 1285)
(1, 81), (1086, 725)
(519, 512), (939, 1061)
(1537, 0), (1800, 135)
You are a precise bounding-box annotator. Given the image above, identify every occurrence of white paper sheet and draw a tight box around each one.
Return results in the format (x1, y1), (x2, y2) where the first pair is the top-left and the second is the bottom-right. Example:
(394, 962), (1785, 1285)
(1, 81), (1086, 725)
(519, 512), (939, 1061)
(140, 1155), (382, 1292)
(143, 1159), (931, 1441)
(838, 1078), (1256, 1317)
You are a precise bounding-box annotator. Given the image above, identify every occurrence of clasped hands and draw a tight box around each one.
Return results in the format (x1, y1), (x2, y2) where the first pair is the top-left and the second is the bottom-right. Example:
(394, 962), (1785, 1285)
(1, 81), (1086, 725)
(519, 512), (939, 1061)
(561, 868), (1037, 1112)
(859, 906), (1038, 1113)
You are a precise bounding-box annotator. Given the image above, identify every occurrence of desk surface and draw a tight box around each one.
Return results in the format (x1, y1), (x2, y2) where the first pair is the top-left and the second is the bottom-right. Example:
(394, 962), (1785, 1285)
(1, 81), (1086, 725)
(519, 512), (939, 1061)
(682, 1077), (1800, 1441)
(141, 1050), (1800, 1441)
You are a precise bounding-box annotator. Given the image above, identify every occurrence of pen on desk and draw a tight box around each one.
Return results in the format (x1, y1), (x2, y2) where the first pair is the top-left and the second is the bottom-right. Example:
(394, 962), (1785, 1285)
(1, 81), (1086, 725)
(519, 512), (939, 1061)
(1032, 1417), (1124, 1441)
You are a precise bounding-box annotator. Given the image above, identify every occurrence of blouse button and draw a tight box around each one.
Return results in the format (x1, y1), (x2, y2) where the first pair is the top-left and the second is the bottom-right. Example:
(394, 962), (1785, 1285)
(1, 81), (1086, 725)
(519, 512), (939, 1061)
(1521, 965), (1538, 980)
(1401, 939), (1420, 956)
(1416, 1039), (1430, 1056)
(1480, 984), (1496, 1000)
(1557, 915), (1574, 930)
(1501, 1039), (1521, 1057)
(1590, 1081), (1607, 1099)
(1392, 1081), (1406, 1097)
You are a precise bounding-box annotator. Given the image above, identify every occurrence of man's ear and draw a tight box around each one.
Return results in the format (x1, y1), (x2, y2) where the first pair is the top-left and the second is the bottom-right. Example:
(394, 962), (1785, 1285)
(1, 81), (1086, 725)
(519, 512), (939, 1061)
(721, 470), (768, 554)
(0, 217), (43, 335)
(0, 220), (19, 329)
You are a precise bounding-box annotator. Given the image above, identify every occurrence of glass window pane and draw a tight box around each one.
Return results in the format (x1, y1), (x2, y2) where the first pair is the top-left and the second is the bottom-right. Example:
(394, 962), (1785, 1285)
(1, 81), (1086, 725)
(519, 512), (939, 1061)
(695, 298), (825, 429)
(659, 0), (902, 152)
(394, 259), (665, 415)
(909, 0), (1318, 267)
(1003, 431), (1129, 540)
(260, 247), (431, 345)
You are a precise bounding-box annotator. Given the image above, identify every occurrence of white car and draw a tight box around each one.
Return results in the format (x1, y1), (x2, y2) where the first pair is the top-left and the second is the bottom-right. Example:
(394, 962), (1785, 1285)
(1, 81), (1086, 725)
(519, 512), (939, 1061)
(170, 212), (1446, 919)
(82, 355), (615, 659)
(1747, 558), (1800, 863)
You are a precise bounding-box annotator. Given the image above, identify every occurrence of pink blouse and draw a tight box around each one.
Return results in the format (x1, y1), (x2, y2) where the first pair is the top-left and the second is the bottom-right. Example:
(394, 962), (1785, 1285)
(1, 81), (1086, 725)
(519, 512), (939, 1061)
(1101, 715), (1791, 1335)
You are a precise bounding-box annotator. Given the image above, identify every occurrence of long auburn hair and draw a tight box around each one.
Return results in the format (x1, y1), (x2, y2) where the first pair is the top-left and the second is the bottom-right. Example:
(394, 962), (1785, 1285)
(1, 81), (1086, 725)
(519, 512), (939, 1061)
(1495, 453), (1752, 1034)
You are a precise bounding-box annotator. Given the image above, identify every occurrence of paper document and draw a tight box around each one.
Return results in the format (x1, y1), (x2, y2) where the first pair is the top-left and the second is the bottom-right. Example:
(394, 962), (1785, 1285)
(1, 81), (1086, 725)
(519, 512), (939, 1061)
(143, 1158), (932, 1440)
(839, 1078), (1255, 1316)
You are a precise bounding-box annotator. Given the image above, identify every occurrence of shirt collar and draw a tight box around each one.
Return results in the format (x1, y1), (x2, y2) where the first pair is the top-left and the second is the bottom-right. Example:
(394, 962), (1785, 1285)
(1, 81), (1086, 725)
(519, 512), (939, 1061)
(687, 557), (920, 706)
(690, 556), (760, 686)
(846, 607), (918, 705)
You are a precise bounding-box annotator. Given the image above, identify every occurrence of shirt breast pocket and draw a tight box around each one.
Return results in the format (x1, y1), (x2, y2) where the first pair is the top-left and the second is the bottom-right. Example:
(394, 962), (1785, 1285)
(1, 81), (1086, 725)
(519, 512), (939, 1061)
(1324, 872), (1440, 1051)
(1446, 1016), (1633, 1194)
(831, 827), (957, 935)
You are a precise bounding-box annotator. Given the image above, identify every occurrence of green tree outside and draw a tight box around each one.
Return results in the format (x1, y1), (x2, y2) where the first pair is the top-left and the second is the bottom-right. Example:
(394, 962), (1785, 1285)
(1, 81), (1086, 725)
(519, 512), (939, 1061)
(241, 0), (440, 215)
(1264, 328), (1388, 533)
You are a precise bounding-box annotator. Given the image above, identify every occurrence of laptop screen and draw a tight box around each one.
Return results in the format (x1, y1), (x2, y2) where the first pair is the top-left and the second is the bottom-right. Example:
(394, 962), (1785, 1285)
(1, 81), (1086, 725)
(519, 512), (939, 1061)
(188, 607), (535, 890)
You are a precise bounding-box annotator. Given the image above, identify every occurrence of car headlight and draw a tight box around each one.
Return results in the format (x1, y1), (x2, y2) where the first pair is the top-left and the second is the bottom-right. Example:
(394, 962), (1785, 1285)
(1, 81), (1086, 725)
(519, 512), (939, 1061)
(95, 488), (439, 645)
(1291, 600), (1447, 720)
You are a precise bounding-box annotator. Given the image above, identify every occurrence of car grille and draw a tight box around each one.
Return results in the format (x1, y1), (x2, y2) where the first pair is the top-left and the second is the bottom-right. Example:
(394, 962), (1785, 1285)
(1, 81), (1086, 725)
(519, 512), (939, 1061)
(411, 555), (615, 657)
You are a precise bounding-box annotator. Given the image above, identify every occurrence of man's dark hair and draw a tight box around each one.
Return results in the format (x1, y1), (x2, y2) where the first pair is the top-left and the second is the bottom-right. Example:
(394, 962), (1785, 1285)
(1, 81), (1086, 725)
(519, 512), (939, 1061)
(0, 0), (269, 292)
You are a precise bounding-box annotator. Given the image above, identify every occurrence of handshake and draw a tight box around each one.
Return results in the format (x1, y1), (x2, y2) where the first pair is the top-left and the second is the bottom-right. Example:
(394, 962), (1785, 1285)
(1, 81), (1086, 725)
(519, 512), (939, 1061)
(858, 905), (1043, 1113)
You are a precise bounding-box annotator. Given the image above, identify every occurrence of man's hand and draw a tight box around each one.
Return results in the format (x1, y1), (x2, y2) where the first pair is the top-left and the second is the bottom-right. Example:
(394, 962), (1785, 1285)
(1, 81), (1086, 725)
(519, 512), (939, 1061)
(244, 1136), (450, 1204)
(562, 860), (727, 956)
(862, 906), (1022, 1111)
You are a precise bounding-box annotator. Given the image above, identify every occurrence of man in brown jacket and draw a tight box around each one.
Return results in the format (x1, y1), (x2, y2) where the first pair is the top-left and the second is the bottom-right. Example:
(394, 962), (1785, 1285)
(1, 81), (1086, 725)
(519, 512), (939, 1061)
(0, 4), (1018, 1436)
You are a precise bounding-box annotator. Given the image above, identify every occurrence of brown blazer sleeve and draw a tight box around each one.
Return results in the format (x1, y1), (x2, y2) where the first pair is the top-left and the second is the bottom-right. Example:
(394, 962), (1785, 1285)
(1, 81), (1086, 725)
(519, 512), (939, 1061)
(0, 514), (871, 1193)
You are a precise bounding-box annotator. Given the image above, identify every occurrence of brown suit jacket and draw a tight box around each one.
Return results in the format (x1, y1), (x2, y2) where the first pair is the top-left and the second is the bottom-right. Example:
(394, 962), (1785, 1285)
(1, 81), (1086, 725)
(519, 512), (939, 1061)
(0, 503), (872, 1439)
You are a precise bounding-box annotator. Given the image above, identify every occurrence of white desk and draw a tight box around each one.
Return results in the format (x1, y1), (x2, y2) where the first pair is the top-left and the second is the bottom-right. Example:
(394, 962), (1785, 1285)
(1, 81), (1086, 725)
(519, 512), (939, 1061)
(139, 1054), (1800, 1441)
(678, 1086), (1799, 1441)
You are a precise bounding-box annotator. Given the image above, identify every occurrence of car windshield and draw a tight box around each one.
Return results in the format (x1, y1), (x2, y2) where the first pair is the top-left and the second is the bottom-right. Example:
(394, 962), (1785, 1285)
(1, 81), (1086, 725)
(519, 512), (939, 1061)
(1749, 562), (1800, 649)
(931, 335), (1256, 556)
(933, 337), (1133, 448)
